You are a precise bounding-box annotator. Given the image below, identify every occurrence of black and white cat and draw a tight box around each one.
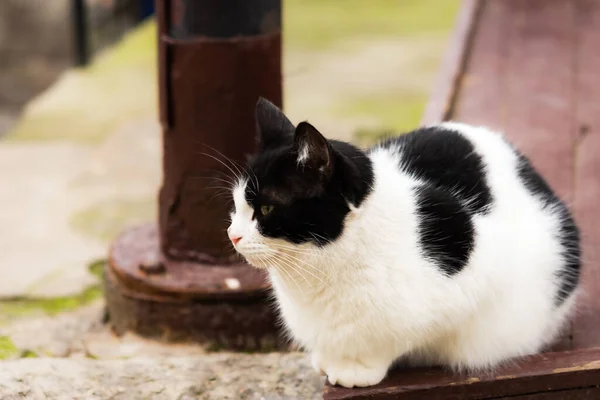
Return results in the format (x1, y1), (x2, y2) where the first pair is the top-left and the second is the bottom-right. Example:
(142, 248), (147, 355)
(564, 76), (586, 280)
(227, 98), (580, 388)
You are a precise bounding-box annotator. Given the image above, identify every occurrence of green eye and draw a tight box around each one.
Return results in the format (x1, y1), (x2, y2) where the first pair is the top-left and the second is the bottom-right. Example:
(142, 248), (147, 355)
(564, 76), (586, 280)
(260, 205), (275, 216)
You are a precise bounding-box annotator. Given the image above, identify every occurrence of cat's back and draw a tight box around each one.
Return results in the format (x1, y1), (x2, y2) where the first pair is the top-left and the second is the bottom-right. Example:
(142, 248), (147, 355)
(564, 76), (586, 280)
(369, 122), (506, 215)
(369, 122), (558, 216)
(365, 122), (579, 304)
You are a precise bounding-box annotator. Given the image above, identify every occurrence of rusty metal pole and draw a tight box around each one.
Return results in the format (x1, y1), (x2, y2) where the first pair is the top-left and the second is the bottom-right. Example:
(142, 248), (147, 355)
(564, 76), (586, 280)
(105, 0), (284, 350)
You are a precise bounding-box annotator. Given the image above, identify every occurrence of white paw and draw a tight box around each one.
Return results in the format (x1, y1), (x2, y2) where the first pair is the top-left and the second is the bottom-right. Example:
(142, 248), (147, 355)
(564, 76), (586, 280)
(325, 360), (388, 388)
(311, 352), (325, 376)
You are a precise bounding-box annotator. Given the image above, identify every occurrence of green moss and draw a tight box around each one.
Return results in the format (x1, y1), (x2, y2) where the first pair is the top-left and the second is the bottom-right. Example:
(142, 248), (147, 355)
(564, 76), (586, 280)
(0, 338), (39, 360)
(0, 261), (105, 323)
(0, 285), (102, 319)
(20, 349), (38, 358)
(70, 198), (155, 242)
(0, 336), (19, 360)
(285, 0), (460, 51)
(85, 352), (99, 360)
(88, 259), (107, 279)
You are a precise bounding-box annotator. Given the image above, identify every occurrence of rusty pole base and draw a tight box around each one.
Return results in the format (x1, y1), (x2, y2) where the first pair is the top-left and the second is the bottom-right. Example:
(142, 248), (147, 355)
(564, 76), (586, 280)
(104, 223), (288, 351)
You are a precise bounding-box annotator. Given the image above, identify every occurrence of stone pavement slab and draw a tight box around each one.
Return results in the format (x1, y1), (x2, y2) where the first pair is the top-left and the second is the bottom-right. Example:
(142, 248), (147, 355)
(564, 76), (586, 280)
(1, 304), (322, 398)
(0, 142), (100, 297)
(1, 303), (206, 359)
(0, 352), (323, 400)
(0, 118), (160, 298)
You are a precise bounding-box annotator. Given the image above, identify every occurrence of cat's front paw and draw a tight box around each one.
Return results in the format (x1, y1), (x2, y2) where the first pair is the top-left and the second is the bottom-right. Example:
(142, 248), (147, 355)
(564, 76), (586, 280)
(311, 352), (325, 376)
(325, 360), (388, 388)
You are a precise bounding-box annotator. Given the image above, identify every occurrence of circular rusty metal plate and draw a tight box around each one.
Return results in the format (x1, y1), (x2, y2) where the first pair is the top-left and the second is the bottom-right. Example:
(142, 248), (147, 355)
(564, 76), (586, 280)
(105, 224), (287, 350)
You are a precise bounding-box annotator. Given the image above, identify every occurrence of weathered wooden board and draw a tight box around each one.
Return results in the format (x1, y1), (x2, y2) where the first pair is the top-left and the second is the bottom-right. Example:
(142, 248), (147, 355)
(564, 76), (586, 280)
(420, 0), (481, 124)
(450, 0), (578, 352)
(324, 347), (600, 400)
(572, 0), (600, 350)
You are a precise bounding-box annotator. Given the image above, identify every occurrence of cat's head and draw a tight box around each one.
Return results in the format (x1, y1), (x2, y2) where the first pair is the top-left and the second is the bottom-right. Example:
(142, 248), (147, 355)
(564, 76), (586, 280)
(227, 98), (372, 268)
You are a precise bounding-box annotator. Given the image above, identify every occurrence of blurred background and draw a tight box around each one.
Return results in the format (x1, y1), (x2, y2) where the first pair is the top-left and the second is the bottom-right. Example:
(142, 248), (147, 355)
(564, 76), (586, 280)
(0, 0), (154, 136)
(0, 0), (458, 392)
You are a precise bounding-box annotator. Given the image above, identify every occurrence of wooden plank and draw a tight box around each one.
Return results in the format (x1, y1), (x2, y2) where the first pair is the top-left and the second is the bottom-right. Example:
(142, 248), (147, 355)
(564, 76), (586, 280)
(572, 0), (600, 349)
(452, 0), (577, 204)
(323, 347), (600, 400)
(440, 0), (578, 352)
(454, 0), (577, 351)
(499, 0), (577, 204)
(497, 0), (578, 352)
(510, 388), (600, 399)
(420, 0), (481, 125)
(450, 0), (510, 130)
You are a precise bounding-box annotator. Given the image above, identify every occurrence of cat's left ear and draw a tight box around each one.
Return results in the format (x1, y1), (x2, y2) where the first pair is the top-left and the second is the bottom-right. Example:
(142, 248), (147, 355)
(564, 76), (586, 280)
(255, 97), (295, 151)
(294, 121), (334, 176)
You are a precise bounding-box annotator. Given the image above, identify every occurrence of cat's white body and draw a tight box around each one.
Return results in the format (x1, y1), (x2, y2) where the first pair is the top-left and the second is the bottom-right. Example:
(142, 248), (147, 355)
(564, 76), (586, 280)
(230, 122), (579, 388)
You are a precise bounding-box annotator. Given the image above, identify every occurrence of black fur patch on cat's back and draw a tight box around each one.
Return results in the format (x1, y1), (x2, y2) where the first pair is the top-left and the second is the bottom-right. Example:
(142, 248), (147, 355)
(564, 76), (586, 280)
(381, 126), (493, 215)
(414, 184), (475, 275)
(516, 153), (558, 207)
(516, 153), (581, 306)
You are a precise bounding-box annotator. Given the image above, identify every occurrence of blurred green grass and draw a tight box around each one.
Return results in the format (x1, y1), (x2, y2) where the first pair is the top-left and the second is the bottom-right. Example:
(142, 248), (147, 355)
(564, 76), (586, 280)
(285, 0), (460, 50)
(70, 198), (154, 242)
(7, 20), (158, 143)
(348, 91), (430, 144)
(286, 0), (460, 144)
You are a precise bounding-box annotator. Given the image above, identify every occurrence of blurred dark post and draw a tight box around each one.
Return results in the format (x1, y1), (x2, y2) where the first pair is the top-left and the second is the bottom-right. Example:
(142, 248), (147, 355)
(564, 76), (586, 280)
(139, 0), (155, 20)
(71, 0), (89, 66)
(105, 0), (284, 349)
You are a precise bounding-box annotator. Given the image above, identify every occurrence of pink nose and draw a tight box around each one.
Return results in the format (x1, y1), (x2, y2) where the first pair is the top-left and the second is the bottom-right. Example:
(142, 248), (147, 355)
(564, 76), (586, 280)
(229, 234), (242, 245)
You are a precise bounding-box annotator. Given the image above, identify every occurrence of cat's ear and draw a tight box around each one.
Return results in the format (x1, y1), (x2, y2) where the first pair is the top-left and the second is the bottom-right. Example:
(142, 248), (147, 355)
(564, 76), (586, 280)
(255, 97), (295, 151)
(294, 121), (333, 176)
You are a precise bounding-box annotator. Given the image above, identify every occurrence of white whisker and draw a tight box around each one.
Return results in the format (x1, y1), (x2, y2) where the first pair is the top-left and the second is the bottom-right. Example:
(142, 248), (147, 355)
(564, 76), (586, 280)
(270, 250), (331, 289)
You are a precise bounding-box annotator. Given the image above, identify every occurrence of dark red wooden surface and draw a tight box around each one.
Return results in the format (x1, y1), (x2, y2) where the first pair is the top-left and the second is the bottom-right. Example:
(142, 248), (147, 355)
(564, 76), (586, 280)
(420, 0), (480, 124)
(436, 0), (508, 130)
(326, 0), (600, 398)
(572, 0), (600, 350)
(324, 347), (600, 400)
(425, 0), (600, 354)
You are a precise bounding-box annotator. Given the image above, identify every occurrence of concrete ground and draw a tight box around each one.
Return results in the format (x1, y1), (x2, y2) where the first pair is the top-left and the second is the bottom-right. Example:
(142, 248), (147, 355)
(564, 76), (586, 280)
(0, 1), (458, 397)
